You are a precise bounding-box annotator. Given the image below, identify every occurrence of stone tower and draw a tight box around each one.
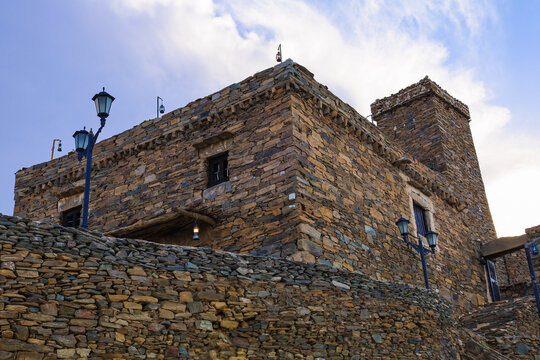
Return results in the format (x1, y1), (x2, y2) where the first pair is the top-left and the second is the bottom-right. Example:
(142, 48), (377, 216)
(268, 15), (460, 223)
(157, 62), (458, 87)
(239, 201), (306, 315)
(371, 77), (495, 236)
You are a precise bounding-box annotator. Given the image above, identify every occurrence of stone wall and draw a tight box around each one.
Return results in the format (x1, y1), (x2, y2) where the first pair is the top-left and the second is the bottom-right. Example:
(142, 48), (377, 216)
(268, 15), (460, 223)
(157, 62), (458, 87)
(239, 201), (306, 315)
(460, 296), (540, 359)
(371, 77), (493, 230)
(287, 71), (495, 310)
(14, 61), (302, 256)
(0, 214), (462, 359)
(13, 60), (497, 311)
(494, 224), (540, 299)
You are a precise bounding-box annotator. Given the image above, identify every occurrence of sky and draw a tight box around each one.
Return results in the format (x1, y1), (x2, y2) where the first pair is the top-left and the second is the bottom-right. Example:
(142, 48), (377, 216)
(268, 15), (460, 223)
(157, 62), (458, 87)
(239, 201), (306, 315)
(0, 0), (539, 237)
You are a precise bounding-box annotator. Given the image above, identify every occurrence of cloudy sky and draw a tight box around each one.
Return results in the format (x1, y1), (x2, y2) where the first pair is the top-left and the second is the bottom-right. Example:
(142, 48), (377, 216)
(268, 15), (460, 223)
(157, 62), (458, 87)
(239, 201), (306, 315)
(1, 0), (539, 237)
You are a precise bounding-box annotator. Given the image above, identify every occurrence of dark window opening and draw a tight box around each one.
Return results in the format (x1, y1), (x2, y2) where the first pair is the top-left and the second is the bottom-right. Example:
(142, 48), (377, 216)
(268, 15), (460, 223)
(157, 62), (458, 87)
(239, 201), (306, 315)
(208, 152), (229, 187)
(61, 206), (81, 228)
(413, 203), (428, 237)
(486, 259), (501, 301)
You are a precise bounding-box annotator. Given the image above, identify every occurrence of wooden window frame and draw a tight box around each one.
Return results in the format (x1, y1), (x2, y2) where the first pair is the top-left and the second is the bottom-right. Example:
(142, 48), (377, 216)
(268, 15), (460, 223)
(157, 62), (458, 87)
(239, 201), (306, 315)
(61, 205), (81, 228)
(413, 202), (429, 237)
(207, 152), (229, 188)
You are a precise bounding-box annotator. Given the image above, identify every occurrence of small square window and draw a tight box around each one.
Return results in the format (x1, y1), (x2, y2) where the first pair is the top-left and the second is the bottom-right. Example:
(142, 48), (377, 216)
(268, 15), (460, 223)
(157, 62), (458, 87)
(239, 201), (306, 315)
(61, 206), (81, 228)
(208, 152), (229, 187)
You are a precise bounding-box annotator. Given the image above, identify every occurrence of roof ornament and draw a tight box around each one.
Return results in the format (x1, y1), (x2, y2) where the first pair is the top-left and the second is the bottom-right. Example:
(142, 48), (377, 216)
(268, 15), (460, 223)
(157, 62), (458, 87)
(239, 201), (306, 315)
(276, 44), (282, 63)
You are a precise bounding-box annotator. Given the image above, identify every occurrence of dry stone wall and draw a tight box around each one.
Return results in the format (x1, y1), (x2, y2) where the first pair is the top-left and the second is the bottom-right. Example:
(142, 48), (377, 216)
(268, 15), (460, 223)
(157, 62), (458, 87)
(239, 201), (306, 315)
(0, 214), (462, 359)
(460, 296), (540, 359)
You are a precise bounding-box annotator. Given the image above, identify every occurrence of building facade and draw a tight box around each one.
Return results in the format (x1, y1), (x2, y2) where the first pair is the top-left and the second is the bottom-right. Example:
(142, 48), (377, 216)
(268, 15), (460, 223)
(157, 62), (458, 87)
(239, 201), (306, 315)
(13, 60), (497, 310)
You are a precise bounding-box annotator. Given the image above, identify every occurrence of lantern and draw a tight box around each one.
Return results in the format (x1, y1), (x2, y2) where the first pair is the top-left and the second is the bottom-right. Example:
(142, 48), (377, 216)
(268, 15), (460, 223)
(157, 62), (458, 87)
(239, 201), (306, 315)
(73, 129), (90, 154)
(425, 230), (438, 249)
(396, 217), (409, 236)
(92, 87), (115, 118)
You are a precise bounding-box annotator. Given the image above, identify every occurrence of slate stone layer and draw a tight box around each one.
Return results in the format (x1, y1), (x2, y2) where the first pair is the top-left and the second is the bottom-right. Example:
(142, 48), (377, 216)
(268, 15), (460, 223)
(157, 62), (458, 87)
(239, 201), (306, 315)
(0, 214), (462, 359)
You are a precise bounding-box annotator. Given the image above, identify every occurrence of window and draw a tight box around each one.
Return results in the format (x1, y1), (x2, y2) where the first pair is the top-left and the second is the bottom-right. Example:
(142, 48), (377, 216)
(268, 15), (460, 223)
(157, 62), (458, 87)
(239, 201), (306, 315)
(208, 152), (229, 187)
(61, 206), (81, 228)
(413, 203), (428, 237)
(485, 259), (501, 302)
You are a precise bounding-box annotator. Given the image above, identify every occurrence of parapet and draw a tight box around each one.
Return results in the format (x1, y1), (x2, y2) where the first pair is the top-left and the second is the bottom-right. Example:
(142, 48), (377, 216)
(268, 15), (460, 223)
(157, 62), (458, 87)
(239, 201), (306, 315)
(371, 76), (470, 120)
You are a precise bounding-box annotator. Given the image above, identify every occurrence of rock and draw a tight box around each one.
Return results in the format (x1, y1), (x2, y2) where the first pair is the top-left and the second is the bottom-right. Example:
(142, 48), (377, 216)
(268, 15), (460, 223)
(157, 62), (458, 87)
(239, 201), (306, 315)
(196, 291), (224, 301)
(11, 352), (40, 360)
(161, 301), (185, 312)
(0, 270), (15, 279)
(196, 320), (213, 331)
(298, 223), (321, 240)
(108, 294), (129, 302)
(14, 325), (29, 341)
(131, 295), (158, 303)
(297, 238), (323, 257)
(56, 349), (76, 359)
(39, 303), (57, 316)
(220, 320), (239, 329)
(159, 309), (174, 319)
(187, 302), (204, 314)
(51, 334), (76, 348)
(179, 291), (193, 303)
(15, 270), (38, 278)
(332, 280), (350, 290)
(372, 334), (383, 344)
(517, 343), (530, 354)
(296, 307), (311, 316)
(0, 339), (51, 352)
(236, 267), (251, 275)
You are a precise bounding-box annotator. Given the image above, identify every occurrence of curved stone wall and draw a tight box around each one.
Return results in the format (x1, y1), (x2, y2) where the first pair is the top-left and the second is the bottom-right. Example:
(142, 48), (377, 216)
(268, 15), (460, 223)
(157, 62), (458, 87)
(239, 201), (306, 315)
(0, 214), (466, 359)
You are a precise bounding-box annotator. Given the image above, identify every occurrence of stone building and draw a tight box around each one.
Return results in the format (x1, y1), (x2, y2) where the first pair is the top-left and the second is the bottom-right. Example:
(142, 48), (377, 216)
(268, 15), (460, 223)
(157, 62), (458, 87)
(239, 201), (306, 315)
(481, 223), (540, 300)
(13, 59), (498, 311)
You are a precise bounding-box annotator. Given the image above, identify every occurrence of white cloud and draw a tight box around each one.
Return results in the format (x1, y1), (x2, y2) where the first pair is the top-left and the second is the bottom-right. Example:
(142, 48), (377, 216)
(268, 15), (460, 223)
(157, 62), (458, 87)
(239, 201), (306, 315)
(110, 0), (539, 237)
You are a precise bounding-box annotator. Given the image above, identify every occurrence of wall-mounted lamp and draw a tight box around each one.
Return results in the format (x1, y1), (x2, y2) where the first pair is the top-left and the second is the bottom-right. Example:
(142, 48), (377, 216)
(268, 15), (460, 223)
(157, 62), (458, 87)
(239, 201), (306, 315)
(395, 217), (438, 289)
(51, 139), (62, 160)
(157, 96), (165, 118)
(193, 223), (199, 240)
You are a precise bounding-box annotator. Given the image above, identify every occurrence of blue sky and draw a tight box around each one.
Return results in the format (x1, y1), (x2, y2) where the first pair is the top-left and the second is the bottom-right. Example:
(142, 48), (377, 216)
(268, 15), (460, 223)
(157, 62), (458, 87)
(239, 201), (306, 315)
(0, 0), (539, 237)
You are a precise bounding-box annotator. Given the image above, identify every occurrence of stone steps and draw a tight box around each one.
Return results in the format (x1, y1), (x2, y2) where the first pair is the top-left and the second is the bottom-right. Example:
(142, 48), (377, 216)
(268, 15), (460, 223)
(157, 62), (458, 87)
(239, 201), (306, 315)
(460, 331), (511, 360)
(459, 296), (540, 358)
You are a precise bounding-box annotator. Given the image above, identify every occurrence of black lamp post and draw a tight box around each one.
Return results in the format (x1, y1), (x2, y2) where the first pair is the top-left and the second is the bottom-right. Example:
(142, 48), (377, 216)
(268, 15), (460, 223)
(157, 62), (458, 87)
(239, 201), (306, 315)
(395, 217), (438, 289)
(73, 88), (114, 229)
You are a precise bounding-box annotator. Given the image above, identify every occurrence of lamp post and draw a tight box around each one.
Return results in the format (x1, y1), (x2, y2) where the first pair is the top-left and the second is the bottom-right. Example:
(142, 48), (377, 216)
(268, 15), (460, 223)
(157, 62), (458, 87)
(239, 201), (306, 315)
(73, 87), (114, 229)
(524, 237), (540, 317)
(395, 217), (438, 289)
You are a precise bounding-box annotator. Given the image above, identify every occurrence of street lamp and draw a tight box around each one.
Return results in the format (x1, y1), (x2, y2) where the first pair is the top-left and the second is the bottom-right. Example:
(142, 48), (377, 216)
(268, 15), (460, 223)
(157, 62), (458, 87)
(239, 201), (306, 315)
(395, 217), (438, 289)
(73, 87), (114, 229)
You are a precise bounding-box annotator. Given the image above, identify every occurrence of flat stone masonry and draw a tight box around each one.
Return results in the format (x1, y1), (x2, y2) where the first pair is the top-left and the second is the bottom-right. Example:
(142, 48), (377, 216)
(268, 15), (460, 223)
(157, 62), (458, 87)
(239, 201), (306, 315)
(0, 214), (466, 359)
(493, 224), (540, 299)
(13, 60), (497, 312)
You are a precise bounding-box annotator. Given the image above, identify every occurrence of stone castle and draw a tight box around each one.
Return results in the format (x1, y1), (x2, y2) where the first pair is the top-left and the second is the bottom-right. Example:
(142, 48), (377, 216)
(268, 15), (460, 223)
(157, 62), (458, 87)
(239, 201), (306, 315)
(5, 60), (540, 359)
(13, 60), (497, 311)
